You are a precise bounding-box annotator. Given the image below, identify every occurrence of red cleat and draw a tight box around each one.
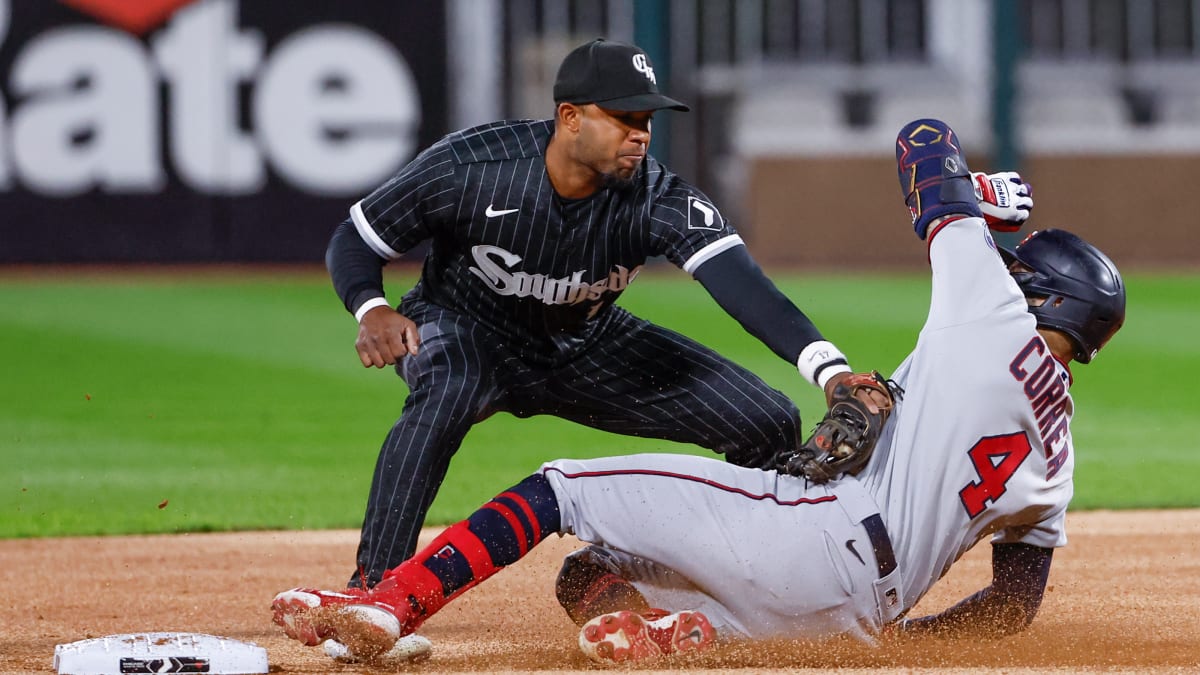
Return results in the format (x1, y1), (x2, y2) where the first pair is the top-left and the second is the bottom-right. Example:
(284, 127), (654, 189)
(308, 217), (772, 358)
(579, 608), (716, 663)
(270, 587), (403, 658)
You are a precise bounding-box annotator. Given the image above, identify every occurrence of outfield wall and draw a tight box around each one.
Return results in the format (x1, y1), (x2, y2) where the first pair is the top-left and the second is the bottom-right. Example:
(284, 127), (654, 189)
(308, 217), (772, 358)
(742, 154), (1200, 268)
(0, 1), (449, 263)
(2, 2), (1196, 268)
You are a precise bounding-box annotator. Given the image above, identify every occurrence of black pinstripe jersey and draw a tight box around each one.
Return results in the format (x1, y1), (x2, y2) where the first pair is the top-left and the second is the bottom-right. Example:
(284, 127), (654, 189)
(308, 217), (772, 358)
(349, 119), (744, 364)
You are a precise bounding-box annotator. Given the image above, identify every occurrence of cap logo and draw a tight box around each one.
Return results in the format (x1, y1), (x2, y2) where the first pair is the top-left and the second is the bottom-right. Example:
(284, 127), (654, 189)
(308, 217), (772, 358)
(631, 53), (657, 84)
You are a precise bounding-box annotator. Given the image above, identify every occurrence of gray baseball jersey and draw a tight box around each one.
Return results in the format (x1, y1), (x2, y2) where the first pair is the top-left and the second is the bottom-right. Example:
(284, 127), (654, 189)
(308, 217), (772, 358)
(859, 218), (1074, 612)
(539, 217), (1075, 641)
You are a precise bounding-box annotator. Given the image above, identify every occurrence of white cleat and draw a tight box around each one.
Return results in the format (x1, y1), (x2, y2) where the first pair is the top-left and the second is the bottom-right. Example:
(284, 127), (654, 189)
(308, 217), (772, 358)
(324, 633), (433, 663)
(271, 587), (402, 658)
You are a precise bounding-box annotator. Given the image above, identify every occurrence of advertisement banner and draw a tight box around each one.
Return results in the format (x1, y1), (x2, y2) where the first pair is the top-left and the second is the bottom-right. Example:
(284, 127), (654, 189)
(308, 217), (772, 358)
(0, 0), (448, 261)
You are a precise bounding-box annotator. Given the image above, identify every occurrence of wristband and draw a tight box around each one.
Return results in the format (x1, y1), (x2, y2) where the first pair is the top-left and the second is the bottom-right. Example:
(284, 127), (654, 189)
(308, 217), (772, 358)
(353, 296), (391, 323)
(797, 340), (851, 389)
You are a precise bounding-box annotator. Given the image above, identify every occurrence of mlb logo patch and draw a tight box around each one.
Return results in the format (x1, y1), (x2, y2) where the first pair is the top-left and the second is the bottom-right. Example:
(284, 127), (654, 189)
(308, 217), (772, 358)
(687, 196), (722, 231)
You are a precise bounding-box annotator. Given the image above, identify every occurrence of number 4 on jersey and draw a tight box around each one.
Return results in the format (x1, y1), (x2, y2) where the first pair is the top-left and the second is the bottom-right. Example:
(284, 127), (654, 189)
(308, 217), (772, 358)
(959, 432), (1033, 518)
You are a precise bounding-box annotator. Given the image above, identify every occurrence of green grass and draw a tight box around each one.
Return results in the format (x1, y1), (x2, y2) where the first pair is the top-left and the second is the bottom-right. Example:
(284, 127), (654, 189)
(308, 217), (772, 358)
(2, 267), (1196, 538)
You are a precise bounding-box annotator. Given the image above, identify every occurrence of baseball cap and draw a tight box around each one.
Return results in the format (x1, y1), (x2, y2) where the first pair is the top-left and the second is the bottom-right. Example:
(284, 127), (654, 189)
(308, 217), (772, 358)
(553, 38), (690, 112)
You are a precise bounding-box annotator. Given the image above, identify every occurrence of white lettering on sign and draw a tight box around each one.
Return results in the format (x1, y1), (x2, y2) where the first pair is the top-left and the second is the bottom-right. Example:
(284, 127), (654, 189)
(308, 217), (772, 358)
(256, 26), (418, 196)
(153, 0), (263, 193)
(0, 0), (420, 197)
(11, 27), (164, 195)
(0, 0), (8, 188)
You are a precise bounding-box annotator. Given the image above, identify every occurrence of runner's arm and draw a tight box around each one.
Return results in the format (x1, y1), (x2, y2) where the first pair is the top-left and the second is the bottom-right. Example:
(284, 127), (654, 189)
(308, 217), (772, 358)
(898, 543), (1053, 638)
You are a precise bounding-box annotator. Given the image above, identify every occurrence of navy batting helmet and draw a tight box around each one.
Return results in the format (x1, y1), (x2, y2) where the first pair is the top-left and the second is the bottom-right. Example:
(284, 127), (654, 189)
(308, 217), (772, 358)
(1000, 229), (1125, 364)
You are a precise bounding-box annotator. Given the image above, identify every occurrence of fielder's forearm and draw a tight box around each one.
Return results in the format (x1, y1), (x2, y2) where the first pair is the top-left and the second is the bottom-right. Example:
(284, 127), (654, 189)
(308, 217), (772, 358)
(693, 245), (824, 363)
(326, 218), (389, 317)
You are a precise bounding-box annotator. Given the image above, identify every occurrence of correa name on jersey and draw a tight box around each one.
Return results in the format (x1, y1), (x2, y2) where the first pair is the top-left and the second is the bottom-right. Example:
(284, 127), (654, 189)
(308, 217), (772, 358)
(1009, 335), (1073, 479)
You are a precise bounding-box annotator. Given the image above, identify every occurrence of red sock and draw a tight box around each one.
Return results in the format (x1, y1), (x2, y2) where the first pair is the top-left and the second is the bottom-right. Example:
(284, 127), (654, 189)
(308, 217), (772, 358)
(376, 520), (498, 616)
(370, 474), (559, 628)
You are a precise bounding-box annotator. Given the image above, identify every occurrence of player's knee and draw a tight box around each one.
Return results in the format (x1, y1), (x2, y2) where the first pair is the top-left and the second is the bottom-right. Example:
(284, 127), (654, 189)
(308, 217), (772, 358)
(555, 548), (612, 615)
(555, 547), (648, 625)
(405, 367), (495, 426)
(401, 330), (496, 407)
(721, 396), (801, 467)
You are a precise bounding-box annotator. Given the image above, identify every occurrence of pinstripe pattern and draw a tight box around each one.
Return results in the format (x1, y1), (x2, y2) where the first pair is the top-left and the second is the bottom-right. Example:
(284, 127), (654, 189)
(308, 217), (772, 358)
(349, 120), (802, 587)
(354, 120), (744, 365)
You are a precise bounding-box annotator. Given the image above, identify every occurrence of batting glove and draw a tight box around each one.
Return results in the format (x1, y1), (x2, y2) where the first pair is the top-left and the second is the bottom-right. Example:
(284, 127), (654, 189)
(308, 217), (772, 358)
(972, 171), (1033, 232)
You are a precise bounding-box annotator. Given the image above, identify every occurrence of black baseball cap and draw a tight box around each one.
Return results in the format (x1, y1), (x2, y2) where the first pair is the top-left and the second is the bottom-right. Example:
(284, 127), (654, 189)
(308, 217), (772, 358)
(553, 38), (690, 112)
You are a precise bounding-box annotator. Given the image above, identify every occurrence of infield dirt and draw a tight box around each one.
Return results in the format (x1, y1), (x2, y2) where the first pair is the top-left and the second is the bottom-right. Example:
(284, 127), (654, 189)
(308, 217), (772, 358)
(2, 510), (1197, 674)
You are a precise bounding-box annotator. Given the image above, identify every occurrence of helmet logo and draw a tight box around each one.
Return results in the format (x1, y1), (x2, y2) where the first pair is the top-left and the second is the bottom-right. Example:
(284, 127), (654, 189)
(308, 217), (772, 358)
(906, 123), (943, 145)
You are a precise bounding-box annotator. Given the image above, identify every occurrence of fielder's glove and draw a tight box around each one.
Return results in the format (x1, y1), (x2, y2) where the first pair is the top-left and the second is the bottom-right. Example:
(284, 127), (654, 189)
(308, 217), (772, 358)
(772, 371), (903, 484)
(972, 171), (1033, 232)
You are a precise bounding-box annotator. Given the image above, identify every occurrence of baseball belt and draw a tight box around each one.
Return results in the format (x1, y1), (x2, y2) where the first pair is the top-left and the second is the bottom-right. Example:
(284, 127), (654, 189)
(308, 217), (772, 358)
(861, 514), (897, 579)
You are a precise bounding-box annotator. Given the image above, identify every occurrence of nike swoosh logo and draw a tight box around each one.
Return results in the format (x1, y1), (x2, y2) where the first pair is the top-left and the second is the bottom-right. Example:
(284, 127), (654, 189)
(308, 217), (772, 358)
(485, 204), (519, 218)
(845, 539), (865, 566)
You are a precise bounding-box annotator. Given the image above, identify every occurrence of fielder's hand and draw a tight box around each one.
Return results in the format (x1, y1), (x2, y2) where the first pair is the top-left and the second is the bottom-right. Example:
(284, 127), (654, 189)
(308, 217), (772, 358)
(972, 171), (1033, 232)
(356, 306), (420, 367)
(824, 371), (890, 412)
(774, 371), (903, 484)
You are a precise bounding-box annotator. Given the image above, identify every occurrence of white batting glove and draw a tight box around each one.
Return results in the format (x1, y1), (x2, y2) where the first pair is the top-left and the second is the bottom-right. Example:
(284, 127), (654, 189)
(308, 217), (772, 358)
(972, 171), (1033, 232)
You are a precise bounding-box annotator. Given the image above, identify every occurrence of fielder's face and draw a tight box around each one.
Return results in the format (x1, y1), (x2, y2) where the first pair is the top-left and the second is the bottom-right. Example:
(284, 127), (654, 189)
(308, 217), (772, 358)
(572, 104), (653, 187)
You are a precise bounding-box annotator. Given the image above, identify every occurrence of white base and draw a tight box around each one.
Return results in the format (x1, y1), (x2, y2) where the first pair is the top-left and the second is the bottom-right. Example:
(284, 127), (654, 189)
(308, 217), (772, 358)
(54, 632), (268, 675)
